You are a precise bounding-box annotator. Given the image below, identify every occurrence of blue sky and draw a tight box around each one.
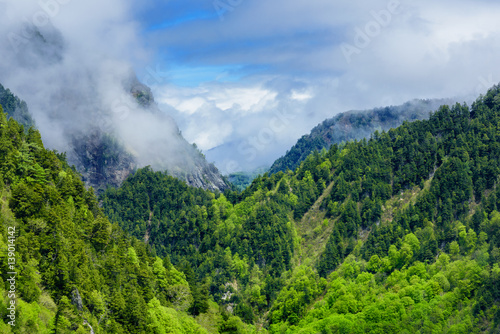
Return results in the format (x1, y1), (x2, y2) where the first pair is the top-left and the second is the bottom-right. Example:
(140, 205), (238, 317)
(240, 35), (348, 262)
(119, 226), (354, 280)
(132, 0), (349, 86)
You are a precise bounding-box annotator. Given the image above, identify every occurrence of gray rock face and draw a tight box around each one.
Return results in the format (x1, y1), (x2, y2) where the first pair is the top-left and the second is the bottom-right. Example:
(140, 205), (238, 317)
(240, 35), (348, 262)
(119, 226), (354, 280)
(184, 160), (230, 193)
(66, 76), (230, 193)
(71, 288), (83, 311)
(70, 130), (136, 192)
(70, 127), (230, 193)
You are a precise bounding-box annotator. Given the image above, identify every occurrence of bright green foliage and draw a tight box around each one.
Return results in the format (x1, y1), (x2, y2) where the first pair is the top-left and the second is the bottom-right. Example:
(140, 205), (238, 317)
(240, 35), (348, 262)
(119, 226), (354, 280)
(270, 266), (326, 326)
(273, 253), (494, 333)
(98, 85), (500, 333)
(265, 85), (500, 332)
(147, 297), (208, 334)
(0, 107), (213, 332)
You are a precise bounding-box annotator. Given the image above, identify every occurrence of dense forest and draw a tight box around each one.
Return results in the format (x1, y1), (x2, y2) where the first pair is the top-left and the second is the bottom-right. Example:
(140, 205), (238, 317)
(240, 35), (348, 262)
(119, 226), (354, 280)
(2, 84), (500, 332)
(268, 98), (457, 175)
(0, 106), (236, 333)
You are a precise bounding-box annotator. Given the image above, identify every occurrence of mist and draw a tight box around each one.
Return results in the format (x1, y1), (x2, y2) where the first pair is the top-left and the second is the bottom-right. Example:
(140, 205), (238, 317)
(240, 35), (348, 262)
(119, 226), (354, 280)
(2, 1), (500, 179)
(0, 0), (205, 182)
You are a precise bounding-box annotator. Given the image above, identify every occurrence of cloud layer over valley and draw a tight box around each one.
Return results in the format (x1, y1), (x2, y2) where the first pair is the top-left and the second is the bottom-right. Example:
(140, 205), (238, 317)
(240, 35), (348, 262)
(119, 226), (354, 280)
(2, 0), (500, 175)
(136, 0), (500, 172)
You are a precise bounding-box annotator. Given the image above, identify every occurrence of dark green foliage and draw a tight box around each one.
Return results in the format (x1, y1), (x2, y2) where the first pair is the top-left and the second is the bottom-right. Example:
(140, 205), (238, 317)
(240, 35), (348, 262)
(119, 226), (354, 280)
(101, 166), (214, 261)
(101, 163), (296, 319)
(99, 85), (500, 333)
(0, 106), (211, 333)
(4, 84), (500, 333)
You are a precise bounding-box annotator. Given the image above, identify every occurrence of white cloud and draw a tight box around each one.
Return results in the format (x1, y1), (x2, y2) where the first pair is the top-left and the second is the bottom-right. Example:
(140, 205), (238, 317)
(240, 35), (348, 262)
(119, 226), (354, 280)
(155, 82), (281, 153)
(153, 77), (330, 173)
(4, 0), (500, 175)
(291, 90), (313, 101)
(0, 0), (209, 177)
(172, 96), (207, 114)
(140, 0), (500, 172)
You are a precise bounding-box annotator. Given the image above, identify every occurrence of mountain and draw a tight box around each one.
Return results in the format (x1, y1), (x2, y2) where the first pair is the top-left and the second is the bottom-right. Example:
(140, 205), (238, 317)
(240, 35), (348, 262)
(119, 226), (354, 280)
(227, 166), (270, 191)
(268, 98), (459, 175)
(0, 105), (223, 333)
(97, 85), (500, 332)
(3, 84), (500, 332)
(66, 77), (230, 193)
(0, 23), (229, 193)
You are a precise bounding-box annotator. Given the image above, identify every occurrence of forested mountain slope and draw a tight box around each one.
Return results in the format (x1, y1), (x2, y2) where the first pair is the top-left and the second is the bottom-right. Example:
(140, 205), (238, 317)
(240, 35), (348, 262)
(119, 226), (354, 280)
(4, 84), (500, 333)
(0, 105), (245, 333)
(269, 98), (457, 175)
(268, 87), (500, 332)
(101, 85), (500, 333)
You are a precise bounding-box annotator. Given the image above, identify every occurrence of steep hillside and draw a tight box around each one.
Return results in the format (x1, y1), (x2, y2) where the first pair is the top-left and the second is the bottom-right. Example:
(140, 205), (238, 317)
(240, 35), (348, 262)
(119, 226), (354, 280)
(269, 98), (457, 175)
(269, 86), (500, 332)
(0, 105), (238, 333)
(101, 85), (500, 333)
(67, 77), (230, 193)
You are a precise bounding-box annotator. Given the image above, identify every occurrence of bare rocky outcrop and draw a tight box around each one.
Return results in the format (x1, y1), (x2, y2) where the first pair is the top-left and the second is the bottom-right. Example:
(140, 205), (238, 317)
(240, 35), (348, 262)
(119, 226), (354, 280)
(69, 127), (229, 193)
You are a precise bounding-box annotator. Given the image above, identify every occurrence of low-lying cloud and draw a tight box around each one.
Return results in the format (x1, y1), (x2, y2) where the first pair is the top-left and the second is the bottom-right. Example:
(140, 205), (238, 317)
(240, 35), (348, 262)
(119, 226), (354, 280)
(2, 0), (500, 176)
(0, 0), (205, 177)
(137, 0), (500, 173)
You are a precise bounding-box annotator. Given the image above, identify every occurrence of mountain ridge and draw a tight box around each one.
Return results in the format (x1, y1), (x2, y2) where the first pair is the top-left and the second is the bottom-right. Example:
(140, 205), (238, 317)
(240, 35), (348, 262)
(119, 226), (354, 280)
(2, 83), (500, 332)
(99, 84), (500, 332)
(269, 98), (460, 175)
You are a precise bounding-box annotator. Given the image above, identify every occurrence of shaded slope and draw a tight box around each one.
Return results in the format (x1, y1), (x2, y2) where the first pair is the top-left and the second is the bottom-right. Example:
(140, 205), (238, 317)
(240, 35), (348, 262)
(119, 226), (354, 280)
(0, 83), (35, 129)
